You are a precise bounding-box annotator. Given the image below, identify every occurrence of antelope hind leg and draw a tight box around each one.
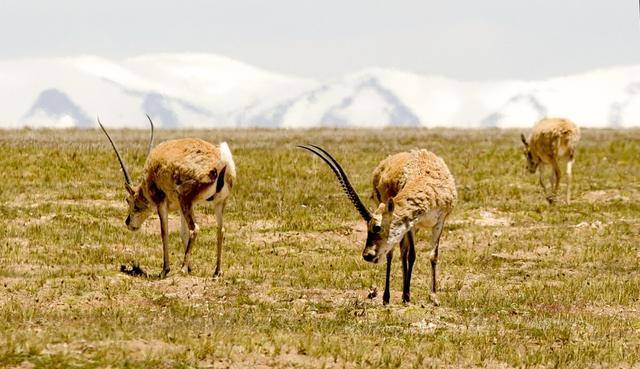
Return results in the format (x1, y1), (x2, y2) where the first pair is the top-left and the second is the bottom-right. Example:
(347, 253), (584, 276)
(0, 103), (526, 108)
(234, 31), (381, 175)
(566, 155), (574, 204)
(429, 216), (446, 306)
(548, 160), (561, 204)
(180, 215), (192, 274)
(158, 201), (171, 278)
(180, 203), (199, 274)
(213, 202), (225, 277)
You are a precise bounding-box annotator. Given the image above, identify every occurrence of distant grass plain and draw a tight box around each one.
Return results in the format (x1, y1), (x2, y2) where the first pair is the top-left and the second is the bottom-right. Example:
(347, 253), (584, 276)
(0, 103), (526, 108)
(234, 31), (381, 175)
(1, 128), (639, 368)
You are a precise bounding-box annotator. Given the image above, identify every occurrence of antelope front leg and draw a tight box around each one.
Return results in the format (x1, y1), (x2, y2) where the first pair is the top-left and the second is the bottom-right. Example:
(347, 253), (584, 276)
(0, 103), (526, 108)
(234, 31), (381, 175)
(549, 160), (561, 204)
(383, 250), (393, 305)
(180, 203), (199, 274)
(429, 216), (445, 306)
(400, 230), (416, 304)
(213, 202), (225, 277)
(383, 220), (410, 305)
(157, 201), (171, 278)
(400, 235), (409, 303)
(407, 231), (416, 300)
(538, 165), (548, 195)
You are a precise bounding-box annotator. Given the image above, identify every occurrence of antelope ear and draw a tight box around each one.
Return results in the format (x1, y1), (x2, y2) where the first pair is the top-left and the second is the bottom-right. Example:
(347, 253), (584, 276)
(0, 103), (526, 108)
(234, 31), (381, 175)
(520, 133), (528, 147)
(125, 182), (135, 195)
(387, 198), (395, 213)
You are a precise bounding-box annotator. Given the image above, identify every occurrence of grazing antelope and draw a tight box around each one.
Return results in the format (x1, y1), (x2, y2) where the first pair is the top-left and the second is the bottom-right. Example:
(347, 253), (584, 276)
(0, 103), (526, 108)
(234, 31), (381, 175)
(98, 116), (236, 278)
(299, 145), (457, 305)
(520, 118), (580, 204)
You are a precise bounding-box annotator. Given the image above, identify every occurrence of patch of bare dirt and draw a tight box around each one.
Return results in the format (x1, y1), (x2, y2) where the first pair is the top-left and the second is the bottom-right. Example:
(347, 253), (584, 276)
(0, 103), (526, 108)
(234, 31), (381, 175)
(581, 189), (634, 203)
(41, 339), (183, 360)
(249, 231), (351, 249)
(140, 214), (181, 235)
(0, 263), (108, 277)
(411, 317), (466, 334)
(475, 210), (513, 226)
(0, 263), (52, 277)
(248, 222), (366, 252)
(146, 275), (212, 301)
(0, 267), (142, 312)
(491, 246), (554, 262)
(247, 219), (282, 231)
(292, 287), (371, 305)
(584, 303), (640, 319)
(453, 273), (485, 294)
(4, 193), (49, 208)
(56, 199), (123, 209)
(450, 209), (513, 227)
(9, 214), (56, 227)
(4, 196), (123, 210)
(199, 345), (358, 369)
(575, 220), (606, 230)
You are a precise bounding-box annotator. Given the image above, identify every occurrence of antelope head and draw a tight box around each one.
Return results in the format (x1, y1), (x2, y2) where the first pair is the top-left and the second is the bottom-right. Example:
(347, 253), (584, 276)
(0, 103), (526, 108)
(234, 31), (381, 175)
(298, 145), (393, 264)
(520, 133), (539, 174)
(98, 116), (155, 231)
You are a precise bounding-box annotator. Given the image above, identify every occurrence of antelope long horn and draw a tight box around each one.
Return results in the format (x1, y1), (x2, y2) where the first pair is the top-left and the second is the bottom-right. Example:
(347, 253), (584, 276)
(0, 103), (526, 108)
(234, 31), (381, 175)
(145, 114), (155, 158)
(308, 144), (372, 221)
(298, 144), (372, 222)
(97, 117), (132, 186)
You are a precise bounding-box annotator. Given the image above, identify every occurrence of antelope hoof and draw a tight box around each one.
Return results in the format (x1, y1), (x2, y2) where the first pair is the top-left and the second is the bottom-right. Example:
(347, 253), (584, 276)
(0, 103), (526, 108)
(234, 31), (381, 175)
(429, 292), (440, 307)
(382, 292), (390, 305)
(546, 195), (556, 204)
(158, 268), (170, 279)
(180, 264), (192, 274)
(402, 294), (411, 305)
(212, 268), (222, 279)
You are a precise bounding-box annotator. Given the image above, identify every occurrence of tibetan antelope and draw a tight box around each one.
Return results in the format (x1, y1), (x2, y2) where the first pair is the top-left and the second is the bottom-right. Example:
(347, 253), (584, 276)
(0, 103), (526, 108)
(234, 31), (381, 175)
(299, 145), (457, 305)
(98, 116), (236, 278)
(520, 118), (580, 204)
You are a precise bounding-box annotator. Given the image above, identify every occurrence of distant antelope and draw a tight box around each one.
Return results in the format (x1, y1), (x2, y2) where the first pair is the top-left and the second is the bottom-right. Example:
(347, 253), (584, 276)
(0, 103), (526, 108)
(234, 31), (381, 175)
(99, 116), (236, 278)
(299, 145), (457, 305)
(520, 118), (580, 204)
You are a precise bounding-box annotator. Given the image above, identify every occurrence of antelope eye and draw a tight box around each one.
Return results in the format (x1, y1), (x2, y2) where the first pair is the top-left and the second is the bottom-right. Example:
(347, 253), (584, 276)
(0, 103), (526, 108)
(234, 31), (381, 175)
(372, 225), (382, 233)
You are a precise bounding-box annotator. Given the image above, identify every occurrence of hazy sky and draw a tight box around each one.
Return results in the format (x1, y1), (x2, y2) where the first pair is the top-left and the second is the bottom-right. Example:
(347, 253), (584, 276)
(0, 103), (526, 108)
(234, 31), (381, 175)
(1, 0), (640, 80)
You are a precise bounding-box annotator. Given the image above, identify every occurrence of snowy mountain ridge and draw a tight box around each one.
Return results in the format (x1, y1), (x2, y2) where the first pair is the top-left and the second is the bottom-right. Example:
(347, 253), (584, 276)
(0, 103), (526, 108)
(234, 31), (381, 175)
(1, 53), (639, 128)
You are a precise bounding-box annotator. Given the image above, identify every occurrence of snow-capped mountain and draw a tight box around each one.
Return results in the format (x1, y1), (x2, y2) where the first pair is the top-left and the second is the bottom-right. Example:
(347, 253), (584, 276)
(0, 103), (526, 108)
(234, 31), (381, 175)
(0, 54), (313, 128)
(243, 66), (640, 128)
(1, 53), (640, 128)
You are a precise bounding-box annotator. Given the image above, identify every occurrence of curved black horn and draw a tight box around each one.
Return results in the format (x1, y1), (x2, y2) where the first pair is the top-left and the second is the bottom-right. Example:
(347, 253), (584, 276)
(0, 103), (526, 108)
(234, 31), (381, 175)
(145, 114), (155, 158)
(97, 117), (132, 185)
(308, 145), (372, 221)
(298, 145), (372, 222)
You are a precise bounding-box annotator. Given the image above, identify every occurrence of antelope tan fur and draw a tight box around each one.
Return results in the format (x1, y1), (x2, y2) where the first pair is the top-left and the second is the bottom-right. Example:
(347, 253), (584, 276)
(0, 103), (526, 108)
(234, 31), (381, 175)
(299, 145), (457, 305)
(99, 117), (236, 278)
(520, 118), (581, 204)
